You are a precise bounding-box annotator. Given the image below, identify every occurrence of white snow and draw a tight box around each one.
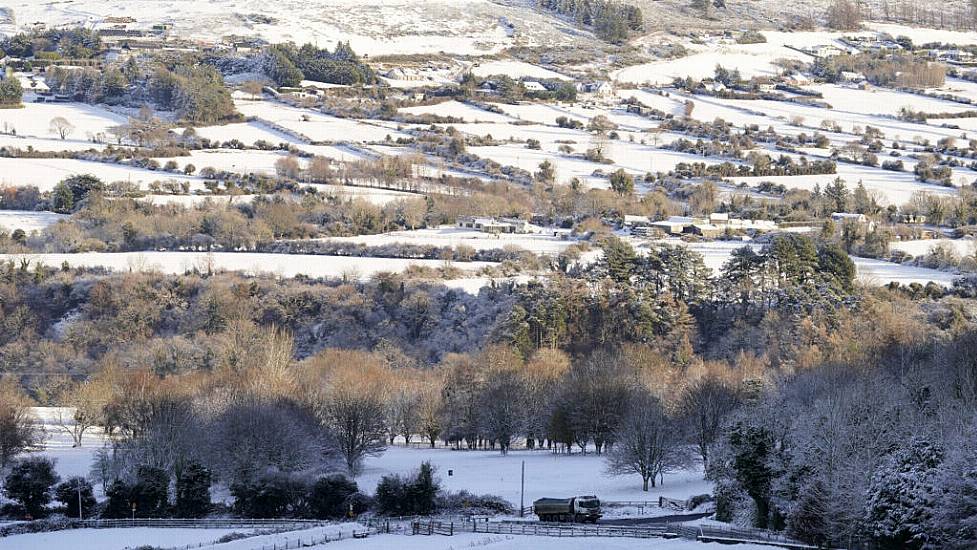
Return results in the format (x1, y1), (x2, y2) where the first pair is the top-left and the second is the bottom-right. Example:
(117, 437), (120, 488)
(0, 134), (108, 152)
(0, 528), (254, 550)
(0, 252), (495, 280)
(0, 210), (67, 232)
(890, 238), (977, 258)
(186, 121), (300, 147)
(235, 100), (409, 143)
(305, 183), (424, 206)
(0, 102), (127, 141)
(809, 84), (973, 118)
(327, 226), (577, 255)
(156, 149), (305, 176)
(0, 157), (208, 192)
(399, 101), (515, 123)
(357, 446), (711, 505)
(471, 60), (571, 81)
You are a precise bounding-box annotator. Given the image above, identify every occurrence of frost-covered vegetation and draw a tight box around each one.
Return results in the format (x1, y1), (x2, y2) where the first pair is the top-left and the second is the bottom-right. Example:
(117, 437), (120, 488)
(3, 1), (977, 547)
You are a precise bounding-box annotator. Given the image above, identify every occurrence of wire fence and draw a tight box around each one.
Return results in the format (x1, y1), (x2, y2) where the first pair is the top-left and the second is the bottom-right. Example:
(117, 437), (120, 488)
(407, 518), (829, 549)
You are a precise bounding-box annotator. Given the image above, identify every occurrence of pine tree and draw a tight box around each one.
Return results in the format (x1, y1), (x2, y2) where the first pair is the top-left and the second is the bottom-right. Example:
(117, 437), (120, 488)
(175, 462), (211, 518)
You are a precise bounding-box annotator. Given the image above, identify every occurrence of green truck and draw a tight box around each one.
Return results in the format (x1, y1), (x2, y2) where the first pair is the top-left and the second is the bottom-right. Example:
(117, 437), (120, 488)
(532, 495), (602, 523)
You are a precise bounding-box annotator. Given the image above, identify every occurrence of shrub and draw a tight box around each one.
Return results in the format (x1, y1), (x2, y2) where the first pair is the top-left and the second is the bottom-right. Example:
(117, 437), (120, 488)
(102, 480), (133, 519)
(54, 477), (97, 519)
(175, 462), (212, 518)
(132, 466), (169, 518)
(308, 475), (359, 519)
(230, 473), (309, 518)
(436, 491), (513, 515)
(375, 462), (439, 516)
(4, 457), (60, 518)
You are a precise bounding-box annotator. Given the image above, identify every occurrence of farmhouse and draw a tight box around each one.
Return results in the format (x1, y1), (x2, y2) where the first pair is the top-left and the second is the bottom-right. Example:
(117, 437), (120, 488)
(457, 216), (531, 234)
(832, 212), (876, 231)
(806, 44), (845, 59)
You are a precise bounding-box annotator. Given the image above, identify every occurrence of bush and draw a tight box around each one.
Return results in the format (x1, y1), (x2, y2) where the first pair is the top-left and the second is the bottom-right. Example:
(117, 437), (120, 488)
(230, 473), (309, 518)
(54, 477), (97, 519)
(132, 466), (169, 518)
(4, 456), (60, 518)
(102, 480), (133, 519)
(436, 491), (513, 515)
(175, 462), (212, 518)
(375, 462), (439, 516)
(308, 475), (359, 519)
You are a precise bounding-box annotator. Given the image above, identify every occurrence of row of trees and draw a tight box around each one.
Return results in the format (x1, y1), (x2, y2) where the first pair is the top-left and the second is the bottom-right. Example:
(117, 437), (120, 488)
(262, 42), (376, 87)
(535, 0), (643, 43)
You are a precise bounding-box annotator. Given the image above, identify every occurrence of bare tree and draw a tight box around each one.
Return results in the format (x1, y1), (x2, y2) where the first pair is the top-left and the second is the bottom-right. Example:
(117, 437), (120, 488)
(56, 380), (110, 448)
(275, 155), (302, 180)
(479, 366), (525, 455)
(826, 0), (862, 30)
(606, 392), (691, 491)
(679, 376), (741, 472)
(50, 116), (75, 140)
(301, 350), (390, 475)
(241, 80), (265, 100)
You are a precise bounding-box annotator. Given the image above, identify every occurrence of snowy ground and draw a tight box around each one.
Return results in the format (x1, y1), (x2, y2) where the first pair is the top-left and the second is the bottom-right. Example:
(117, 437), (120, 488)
(0, 252), (496, 280)
(889, 238), (977, 258)
(326, 226), (578, 255)
(277, 534), (771, 550)
(471, 60), (571, 81)
(235, 100), (409, 143)
(0, 527), (772, 550)
(356, 446), (710, 505)
(156, 149), (306, 176)
(0, 210), (67, 232)
(0, 0), (582, 57)
(0, 528), (253, 550)
(0, 102), (127, 141)
(0, 157), (207, 192)
(400, 101), (515, 124)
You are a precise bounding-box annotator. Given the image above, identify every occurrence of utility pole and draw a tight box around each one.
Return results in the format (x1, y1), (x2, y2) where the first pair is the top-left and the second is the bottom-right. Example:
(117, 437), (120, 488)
(520, 460), (525, 517)
(78, 483), (83, 520)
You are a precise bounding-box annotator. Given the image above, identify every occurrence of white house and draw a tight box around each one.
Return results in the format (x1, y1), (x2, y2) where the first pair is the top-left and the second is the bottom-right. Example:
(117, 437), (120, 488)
(523, 81), (547, 92)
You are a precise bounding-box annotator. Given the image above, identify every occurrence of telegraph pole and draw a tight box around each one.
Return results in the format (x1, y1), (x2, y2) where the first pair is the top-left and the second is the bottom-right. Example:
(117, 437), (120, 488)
(520, 460), (525, 517)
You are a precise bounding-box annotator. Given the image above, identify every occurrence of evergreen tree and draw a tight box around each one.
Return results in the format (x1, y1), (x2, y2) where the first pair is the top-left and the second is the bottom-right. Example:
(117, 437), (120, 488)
(174, 462), (212, 518)
(132, 465), (170, 518)
(3, 457), (60, 518)
(54, 477), (97, 519)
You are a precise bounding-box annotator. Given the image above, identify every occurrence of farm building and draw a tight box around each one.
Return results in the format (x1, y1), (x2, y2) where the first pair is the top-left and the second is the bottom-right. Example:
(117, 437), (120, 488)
(457, 216), (531, 234)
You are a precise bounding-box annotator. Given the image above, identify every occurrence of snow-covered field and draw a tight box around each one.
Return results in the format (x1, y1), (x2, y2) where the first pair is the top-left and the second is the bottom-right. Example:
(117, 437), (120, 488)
(471, 60), (571, 81)
(358, 446), (710, 505)
(0, 252), (494, 280)
(0, 528), (253, 550)
(0, 210), (67, 232)
(156, 149), (306, 176)
(0, 528), (771, 550)
(400, 101), (515, 123)
(305, 183), (424, 206)
(0, 0), (580, 57)
(327, 226), (578, 255)
(890, 238), (977, 258)
(0, 157), (207, 192)
(236, 100), (409, 143)
(0, 102), (126, 141)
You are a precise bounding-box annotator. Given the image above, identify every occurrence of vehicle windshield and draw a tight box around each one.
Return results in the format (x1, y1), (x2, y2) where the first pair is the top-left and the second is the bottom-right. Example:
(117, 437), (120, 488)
(578, 499), (600, 508)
